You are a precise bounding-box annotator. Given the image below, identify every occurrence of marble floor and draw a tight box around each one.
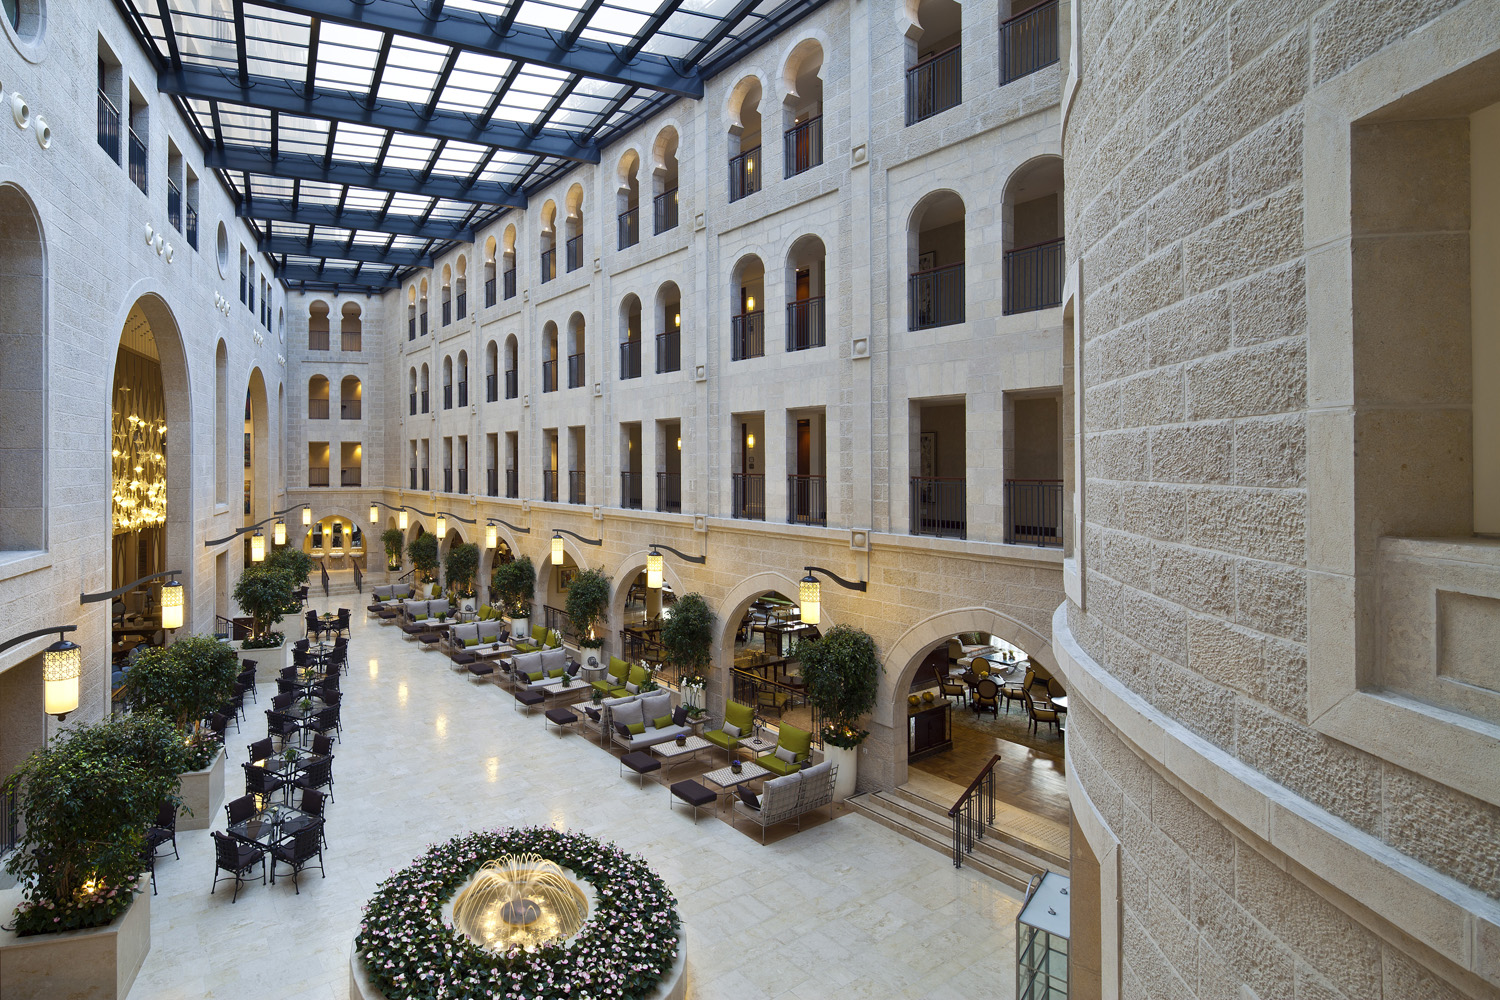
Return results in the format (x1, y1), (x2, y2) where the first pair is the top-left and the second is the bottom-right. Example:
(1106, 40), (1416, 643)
(128, 604), (1024, 1000)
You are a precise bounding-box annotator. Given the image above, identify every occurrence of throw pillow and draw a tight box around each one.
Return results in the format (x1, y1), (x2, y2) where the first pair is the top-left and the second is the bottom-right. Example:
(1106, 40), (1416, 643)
(527, 670), (545, 682)
(722, 722), (742, 738)
(566, 661), (580, 676)
(737, 786), (760, 810)
(613, 722), (631, 737)
(585, 707), (601, 722)
(414, 613), (428, 621)
(672, 705), (688, 727)
(627, 721), (645, 735)
(464, 637), (479, 647)
(653, 713), (672, 730)
(625, 682), (640, 694)
(547, 667), (566, 678)
(774, 746), (797, 764)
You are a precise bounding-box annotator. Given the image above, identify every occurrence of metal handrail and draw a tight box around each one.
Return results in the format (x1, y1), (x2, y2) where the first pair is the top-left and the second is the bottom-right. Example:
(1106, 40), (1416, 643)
(948, 753), (1000, 868)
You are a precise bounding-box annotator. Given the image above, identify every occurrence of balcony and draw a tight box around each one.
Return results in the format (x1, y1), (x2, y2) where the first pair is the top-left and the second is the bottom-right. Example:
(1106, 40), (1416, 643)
(504, 267), (517, 299)
(541, 248), (556, 283)
(487, 467), (498, 497)
(654, 188), (678, 234)
(485, 277), (496, 307)
(731, 312), (764, 361)
(566, 235), (583, 272)
(542, 360), (558, 393)
(542, 470), (558, 503)
(656, 472), (682, 513)
(1001, 0), (1060, 84)
(421, 468), (430, 491)
(569, 471), (587, 505)
(342, 329), (361, 352)
(456, 381), (468, 407)
(567, 353), (585, 389)
(410, 467), (418, 490)
(167, 179), (182, 233)
(486, 373), (498, 402)
(908, 262), (966, 330)
(910, 477), (966, 539)
(308, 468), (330, 487)
(783, 116), (823, 178)
(506, 468), (519, 499)
(442, 301), (452, 326)
(456, 291), (467, 320)
(728, 147), (761, 203)
(906, 44), (962, 125)
(409, 392), (417, 416)
(186, 204), (198, 250)
(618, 208), (639, 250)
(309, 399), (329, 420)
(340, 467), (361, 487)
(340, 399), (361, 420)
(731, 473), (765, 520)
(458, 468), (469, 494)
(1005, 479), (1063, 547)
(309, 330), (330, 351)
(128, 126), (147, 194)
(620, 472), (643, 509)
(786, 297), (825, 352)
(409, 317), (416, 340)
(420, 390), (429, 413)
(656, 330), (681, 373)
(1003, 238), (1065, 314)
(98, 89), (121, 163)
(788, 475), (827, 526)
(620, 340), (642, 380)
(443, 385), (453, 410)
(505, 369), (519, 399)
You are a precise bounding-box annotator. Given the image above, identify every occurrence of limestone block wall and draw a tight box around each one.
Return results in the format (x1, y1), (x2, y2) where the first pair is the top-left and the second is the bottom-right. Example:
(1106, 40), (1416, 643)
(1058, 0), (1500, 994)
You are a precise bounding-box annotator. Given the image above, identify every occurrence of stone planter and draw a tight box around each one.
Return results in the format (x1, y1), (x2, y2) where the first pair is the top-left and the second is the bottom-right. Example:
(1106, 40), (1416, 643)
(177, 746), (225, 831)
(0, 888), (151, 1000)
(824, 743), (859, 801)
(236, 637), (287, 671)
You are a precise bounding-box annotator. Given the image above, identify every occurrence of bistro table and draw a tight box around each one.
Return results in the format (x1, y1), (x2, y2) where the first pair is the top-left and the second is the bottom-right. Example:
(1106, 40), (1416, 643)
(736, 734), (777, 757)
(701, 760), (771, 804)
(228, 803), (318, 883)
(652, 735), (711, 773)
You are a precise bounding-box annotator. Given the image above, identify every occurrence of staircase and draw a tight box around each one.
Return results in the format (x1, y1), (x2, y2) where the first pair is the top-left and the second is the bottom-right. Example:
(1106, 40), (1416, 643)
(847, 771), (1069, 891)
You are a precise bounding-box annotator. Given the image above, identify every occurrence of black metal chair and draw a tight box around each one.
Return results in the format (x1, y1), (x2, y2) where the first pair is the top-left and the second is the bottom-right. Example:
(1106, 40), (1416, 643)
(237, 667), (258, 704)
(310, 733), (334, 757)
(217, 701), (241, 733)
(310, 704), (341, 742)
(270, 820), (325, 894)
(294, 755), (334, 802)
(144, 800), (178, 861)
(208, 712), (230, 740)
(266, 710), (299, 745)
(298, 788), (329, 846)
(335, 609), (351, 637)
(247, 737), (273, 762)
(224, 793), (257, 826)
(271, 691), (296, 711)
(211, 831), (266, 903)
(243, 762), (288, 803)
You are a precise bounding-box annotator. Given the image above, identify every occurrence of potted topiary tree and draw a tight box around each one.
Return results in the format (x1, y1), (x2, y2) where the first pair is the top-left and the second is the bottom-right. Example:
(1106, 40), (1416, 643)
(409, 532), (439, 592)
(381, 527), (405, 572)
(120, 634), (240, 829)
(232, 564), (296, 661)
(798, 624), (883, 800)
(445, 542), (480, 609)
(492, 555), (535, 639)
(564, 567), (611, 652)
(266, 546), (314, 588)
(0, 714), (195, 997)
(661, 592), (715, 710)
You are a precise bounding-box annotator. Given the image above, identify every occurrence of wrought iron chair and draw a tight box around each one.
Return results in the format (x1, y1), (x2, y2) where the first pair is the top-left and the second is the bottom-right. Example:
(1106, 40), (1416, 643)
(144, 800), (178, 861)
(270, 820), (325, 894)
(294, 755), (334, 802)
(224, 793), (257, 826)
(211, 831), (265, 903)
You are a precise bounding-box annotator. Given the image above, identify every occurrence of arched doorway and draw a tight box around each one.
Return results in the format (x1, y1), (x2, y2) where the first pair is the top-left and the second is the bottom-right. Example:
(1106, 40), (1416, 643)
(713, 573), (829, 745)
(606, 550), (687, 675)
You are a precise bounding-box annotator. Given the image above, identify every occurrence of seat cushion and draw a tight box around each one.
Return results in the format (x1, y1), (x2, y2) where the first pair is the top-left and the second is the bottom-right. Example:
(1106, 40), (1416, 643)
(673, 781), (717, 807)
(776, 723), (813, 760)
(703, 729), (735, 751)
(759, 754), (802, 777)
(724, 700), (754, 733)
(800, 760), (833, 786)
(638, 691), (672, 724)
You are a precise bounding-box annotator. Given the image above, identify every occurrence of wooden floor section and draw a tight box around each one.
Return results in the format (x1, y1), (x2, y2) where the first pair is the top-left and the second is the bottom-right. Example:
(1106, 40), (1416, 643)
(910, 711), (1071, 828)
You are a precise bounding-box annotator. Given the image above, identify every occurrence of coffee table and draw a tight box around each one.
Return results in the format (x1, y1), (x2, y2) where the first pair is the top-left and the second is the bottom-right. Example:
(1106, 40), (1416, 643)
(652, 735), (710, 772)
(701, 760), (770, 801)
(737, 735), (776, 757)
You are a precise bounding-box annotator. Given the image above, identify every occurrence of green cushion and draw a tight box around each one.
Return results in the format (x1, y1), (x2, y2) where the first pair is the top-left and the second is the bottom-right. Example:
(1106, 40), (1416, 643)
(724, 700), (754, 733)
(590, 679), (614, 693)
(628, 664), (648, 687)
(527, 670), (545, 682)
(532, 625), (548, 644)
(609, 657), (631, 681)
(759, 755), (802, 777)
(777, 723), (812, 759)
(464, 637), (479, 647)
(608, 685), (630, 699)
(515, 643), (538, 653)
(626, 721), (645, 735)
(704, 730), (735, 751)
(548, 666), (566, 679)
(653, 714), (672, 730)
(414, 613), (428, 621)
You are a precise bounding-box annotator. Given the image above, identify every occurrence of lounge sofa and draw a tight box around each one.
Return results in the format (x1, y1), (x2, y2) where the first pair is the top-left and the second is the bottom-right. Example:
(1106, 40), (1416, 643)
(368, 584), (415, 614)
(398, 598), (452, 635)
(732, 760), (838, 842)
(703, 700), (755, 760)
(603, 690), (690, 752)
(510, 648), (582, 694)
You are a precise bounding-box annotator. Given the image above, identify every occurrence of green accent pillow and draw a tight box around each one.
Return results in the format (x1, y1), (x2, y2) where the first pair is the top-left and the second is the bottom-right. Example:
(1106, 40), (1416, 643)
(653, 714), (672, 730)
(626, 722), (645, 735)
(464, 637), (479, 647)
(548, 666), (566, 678)
(527, 670), (545, 682)
(414, 612), (428, 621)
(779, 723), (813, 758)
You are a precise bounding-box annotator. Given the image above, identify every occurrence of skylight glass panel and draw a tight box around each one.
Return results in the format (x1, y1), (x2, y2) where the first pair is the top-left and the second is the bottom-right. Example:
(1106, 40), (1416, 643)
(277, 116), (331, 156)
(512, 0), (578, 33)
(378, 39), (449, 105)
(579, 2), (650, 46)
(384, 134), (443, 172)
(315, 23), (383, 93)
(432, 145), (488, 177)
(342, 188), (396, 211)
(243, 11), (311, 78)
(439, 53), (514, 114)
(331, 125), (387, 164)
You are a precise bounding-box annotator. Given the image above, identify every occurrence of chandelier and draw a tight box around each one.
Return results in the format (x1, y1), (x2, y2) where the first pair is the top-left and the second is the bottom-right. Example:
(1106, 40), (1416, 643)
(112, 385), (167, 534)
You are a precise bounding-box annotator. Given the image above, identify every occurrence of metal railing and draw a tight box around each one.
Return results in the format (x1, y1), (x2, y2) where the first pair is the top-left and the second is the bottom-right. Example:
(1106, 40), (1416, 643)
(340, 467), (361, 487)
(731, 311), (764, 360)
(569, 471), (587, 505)
(1005, 479), (1063, 547)
(456, 291), (467, 319)
(1001, 0), (1060, 84)
(168, 179), (182, 232)
(506, 468), (519, 498)
(485, 276), (497, 307)
(656, 330), (681, 373)
(186, 203), (199, 250)
(906, 44), (962, 125)
(542, 470), (558, 502)
(908, 262), (966, 329)
(420, 389), (429, 412)
(787, 475), (827, 526)
(505, 369), (519, 399)
(409, 317), (416, 340)
(410, 466), (417, 489)
(654, 187), (679, 233)
(458, 468), (469, 494)
(542, 605), (577, 646)
(566, 235), (583, 272)
(98, 89), (121, 163)
(783, 116), (823, 177)
(620, 339), (642, 379)
(657, 472), (682, 513)
(504, 267), (517, 299)
(409, 392), (417, 416)
(341, 329), (360, 351)
(540, 248), (556, 283)
(458, 380), (468, 407)
(1003, 238), (1065, 314)
(421, 467), (430, 491)
(618, 207), (639, 250)
(308, 399), (329, 420)
(621, 472), (643, 509)
(728, 146), (761, 202)
(444, 468), (453, 493)
(443, 384), (453, 410)
(128, 126), (148, 193)
(910, 477), (967, 539)
(542, 360), (558, 393)
(786, 297), (825, 351)
(487, 467), (498, 497)
(486, 373), (498, 402)
(340, 399), (361, 419)
(732, 473), (765, 520)
(949, 754), (999, 869)
(308, 468), (330, 487)
(567, 353), (585, 389)
(731, 665), (822, 737)
(420, 312), (428, 335)
(309, 330), (330, 351)
(442, 301), (452, 326)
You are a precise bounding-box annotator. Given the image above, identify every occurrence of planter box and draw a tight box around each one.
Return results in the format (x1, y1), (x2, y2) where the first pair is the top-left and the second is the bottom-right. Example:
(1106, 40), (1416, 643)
(825, 744), (859, 801)
(0, 888), (150, 1000)
(177, 746), (225, 831)
(235, 638), (287, 671)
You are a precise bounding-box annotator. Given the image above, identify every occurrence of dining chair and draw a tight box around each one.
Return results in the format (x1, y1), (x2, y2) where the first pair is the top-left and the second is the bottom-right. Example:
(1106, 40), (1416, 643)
(938, 670), (968, 707)
(294, 756), (334, 802)
(243, 762), (288, 803)
(1001, 667), (1035, 715)
(1027, 696), (1061, 736)
(237, 667), (258, 704)
(270, 820), (325, 894)
(210, 831), (266, 903)
(247, 738), (273, 762)
(144, 800), (178, 861)
(298, 788), (329, 846)
(266, 709), (298, 745)
(310, 705), (341, 742)
(224, 794), (257, 826)
(310, 733), (334, 757)
(973, 678), (1001, 718)
(271, 692), (296, 712)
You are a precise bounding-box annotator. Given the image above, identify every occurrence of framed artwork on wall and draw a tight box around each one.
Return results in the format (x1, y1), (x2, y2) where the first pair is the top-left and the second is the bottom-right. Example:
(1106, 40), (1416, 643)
(918, 251), (937, 271)
(558, 567), (577, 591)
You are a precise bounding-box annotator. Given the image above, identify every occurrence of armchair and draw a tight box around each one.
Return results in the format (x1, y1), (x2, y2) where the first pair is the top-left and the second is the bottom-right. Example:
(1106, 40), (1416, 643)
(703, 700), (755, 761)
(590, 656), (633, 698)
(758, 722), (813, 776)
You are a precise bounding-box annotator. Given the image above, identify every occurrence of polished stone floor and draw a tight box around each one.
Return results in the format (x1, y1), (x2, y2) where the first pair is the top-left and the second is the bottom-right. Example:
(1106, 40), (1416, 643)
(129, 604), (1023, 1000)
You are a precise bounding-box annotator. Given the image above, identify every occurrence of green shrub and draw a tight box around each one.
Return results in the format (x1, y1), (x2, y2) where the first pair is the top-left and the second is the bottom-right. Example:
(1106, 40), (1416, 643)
(661, 593), (715, 686)
(233, 564), (296, 643)
(564, 567), (611, 647)
(381, 527), (405, 569)
(491, 556), (536, 619)
(798, 624), (883, 748)
(266, 546), (313, 586)
(409, 532), (439, 582)
(444, 542), (480, 598)
(122, 634), (240, 738)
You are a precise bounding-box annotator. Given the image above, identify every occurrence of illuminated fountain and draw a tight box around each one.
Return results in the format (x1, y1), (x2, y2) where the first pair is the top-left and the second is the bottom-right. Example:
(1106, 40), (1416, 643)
(450, 854), (589, 952)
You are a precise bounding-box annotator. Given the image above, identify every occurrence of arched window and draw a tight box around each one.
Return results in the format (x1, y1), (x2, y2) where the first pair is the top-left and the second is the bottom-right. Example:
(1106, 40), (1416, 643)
(566, 312), (587, 388)
(504, 335), (520, 400)
(731, 256), (766, 360)
(308, 300), (330, 351)
(308, 375), (330, 420)
(653, 128), (680, 233)
(1002, 157), (1064, 314)
(484, 237), (498, 307)
(503, 224), (518, 299)
(441, 264), (453, 326)
(906, 0), (963, 124)
(485, 340), (499, 402)
(340, 376), (361, 419)
(786, 234), (827, 351)
(617, 151), (641, 250)
(565, 184), (585, 272)
(420, 363), (430, 413)
(457, 350), (469, 407)
(540, 202), (558, 283)
(619, 294), (642, 380)
(455, 255), (468, 320)
(419, 280), (429, 335)
(908, 190), (966, 329)
(655, 282), (682, 373)
(442, 356), (454, 410)
(728, 79), (762, 201)
(341, 302), (362, 351)
(407, 287), (417, 340)
(781, 41), (824, 177)
(542, 322), (559, 393)
(408, 367), (418, 416)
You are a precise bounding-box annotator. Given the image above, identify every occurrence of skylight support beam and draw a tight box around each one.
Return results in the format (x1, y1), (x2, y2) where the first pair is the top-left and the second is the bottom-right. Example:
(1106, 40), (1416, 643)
(240, 201), (475, 241)
(277, 262), (401, 288)
(206, 146), (527, 206)
(682, 0), (762, 67)
(258, 236), (433, 268)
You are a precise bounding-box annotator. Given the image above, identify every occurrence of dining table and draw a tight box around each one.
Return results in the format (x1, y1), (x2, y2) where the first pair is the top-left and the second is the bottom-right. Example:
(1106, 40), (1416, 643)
(227, 803), (319, 882)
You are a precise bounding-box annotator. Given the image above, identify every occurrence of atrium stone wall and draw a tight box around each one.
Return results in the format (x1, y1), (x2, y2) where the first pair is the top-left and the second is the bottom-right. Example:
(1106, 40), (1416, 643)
(1058, 0), (1500, 995)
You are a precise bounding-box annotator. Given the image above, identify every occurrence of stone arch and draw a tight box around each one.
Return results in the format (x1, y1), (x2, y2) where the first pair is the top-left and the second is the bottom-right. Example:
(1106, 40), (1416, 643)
(0, 181), (46, 552)
(244, 367), (271, 522)
(533, 534), (591, 619)
(712, 571), (837, 680)
(605, 549), (689, 652)
(476, 524), (521, 605)
(724, 73), (769, 130)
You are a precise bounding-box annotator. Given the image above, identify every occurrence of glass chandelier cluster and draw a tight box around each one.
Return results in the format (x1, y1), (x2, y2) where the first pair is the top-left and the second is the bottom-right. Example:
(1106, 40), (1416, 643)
(111, 391), (167, 534)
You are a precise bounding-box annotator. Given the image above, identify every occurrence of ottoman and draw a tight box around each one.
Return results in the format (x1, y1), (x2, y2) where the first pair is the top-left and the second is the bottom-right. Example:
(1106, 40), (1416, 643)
(669, 780), (717, 823)
(544, 707), (578, 737)
(620, 751), (660, 785)
(514, 689), (546, 715)
(467, 662), (495, 679)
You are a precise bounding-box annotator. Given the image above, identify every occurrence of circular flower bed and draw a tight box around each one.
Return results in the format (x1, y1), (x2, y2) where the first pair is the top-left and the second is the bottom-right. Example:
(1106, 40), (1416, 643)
(357, 827), (681, 1000)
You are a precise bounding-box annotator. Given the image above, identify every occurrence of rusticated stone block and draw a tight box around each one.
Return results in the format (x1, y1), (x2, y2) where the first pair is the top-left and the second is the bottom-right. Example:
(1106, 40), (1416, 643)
(1183, 485), (1306, 566)
(1191, 863), (1297, 997)
(1183, 32), (1308, 172)
(1123, 909), (1196, 1000)
(1150, 422), (1235, 485)
(1231, 259), (1306, 348)
(1380, 946), (1470, 1000)
(1234, 558), (1308, 641)
(1152, 542), (1238, 619)
(1184, 188), (1305, 296)
(1383, 767), (1500, 900)
(1236, 704), (1383, 833)
(1186, 337), (1307, 421)
(1233, 413), (1306, 488)
(1312, 0), (1466, 83)
(1148, 289), (1230, 368)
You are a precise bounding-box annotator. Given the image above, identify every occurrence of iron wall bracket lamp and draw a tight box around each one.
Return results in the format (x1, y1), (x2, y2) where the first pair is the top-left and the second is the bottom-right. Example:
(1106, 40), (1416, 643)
(551, 528), (602, 565)
(202, 503), (312, 547)
(798, 566), (867, 628)
(0, 625), (81, 720)
(802, 566), (867, 593)
(650, 543), (705, 565)
(489, 517), (530, 535)
(645, 543), (705, 589)
(80, 568), (185, 605)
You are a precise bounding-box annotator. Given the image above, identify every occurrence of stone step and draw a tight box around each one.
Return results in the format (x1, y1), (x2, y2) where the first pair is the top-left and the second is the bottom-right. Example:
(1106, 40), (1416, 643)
(870, 790), (1065, 878)
(846, 791), (1044, 891)
(883, 783), (1071, 872)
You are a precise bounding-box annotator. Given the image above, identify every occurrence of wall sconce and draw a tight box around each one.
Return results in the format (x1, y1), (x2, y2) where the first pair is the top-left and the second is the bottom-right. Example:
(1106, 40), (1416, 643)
(674, 312), (681, 328)
(0, 626), (81, 721)
(160, 576), (184, 630)
(646, 544), (705, 589)
(273, 519), (286, 546)
(370, 503), (379, 523)
(745, 295), (755, 312)
(552, 531), (564, 565)
(399, 510), (409, 530)
(435, 514), (447, 537)
(676, 436), (682, 451)
(797, 566), (868, 627)
(251, 531), (266, 562)
(302, 506), (312, 527)
(486, 523), (498, 549)
(746, 433), (756, 449)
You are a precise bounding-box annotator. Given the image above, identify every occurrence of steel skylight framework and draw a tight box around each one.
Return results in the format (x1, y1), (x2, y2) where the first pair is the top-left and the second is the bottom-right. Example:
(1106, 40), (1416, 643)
(114, 0), (830, 292)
